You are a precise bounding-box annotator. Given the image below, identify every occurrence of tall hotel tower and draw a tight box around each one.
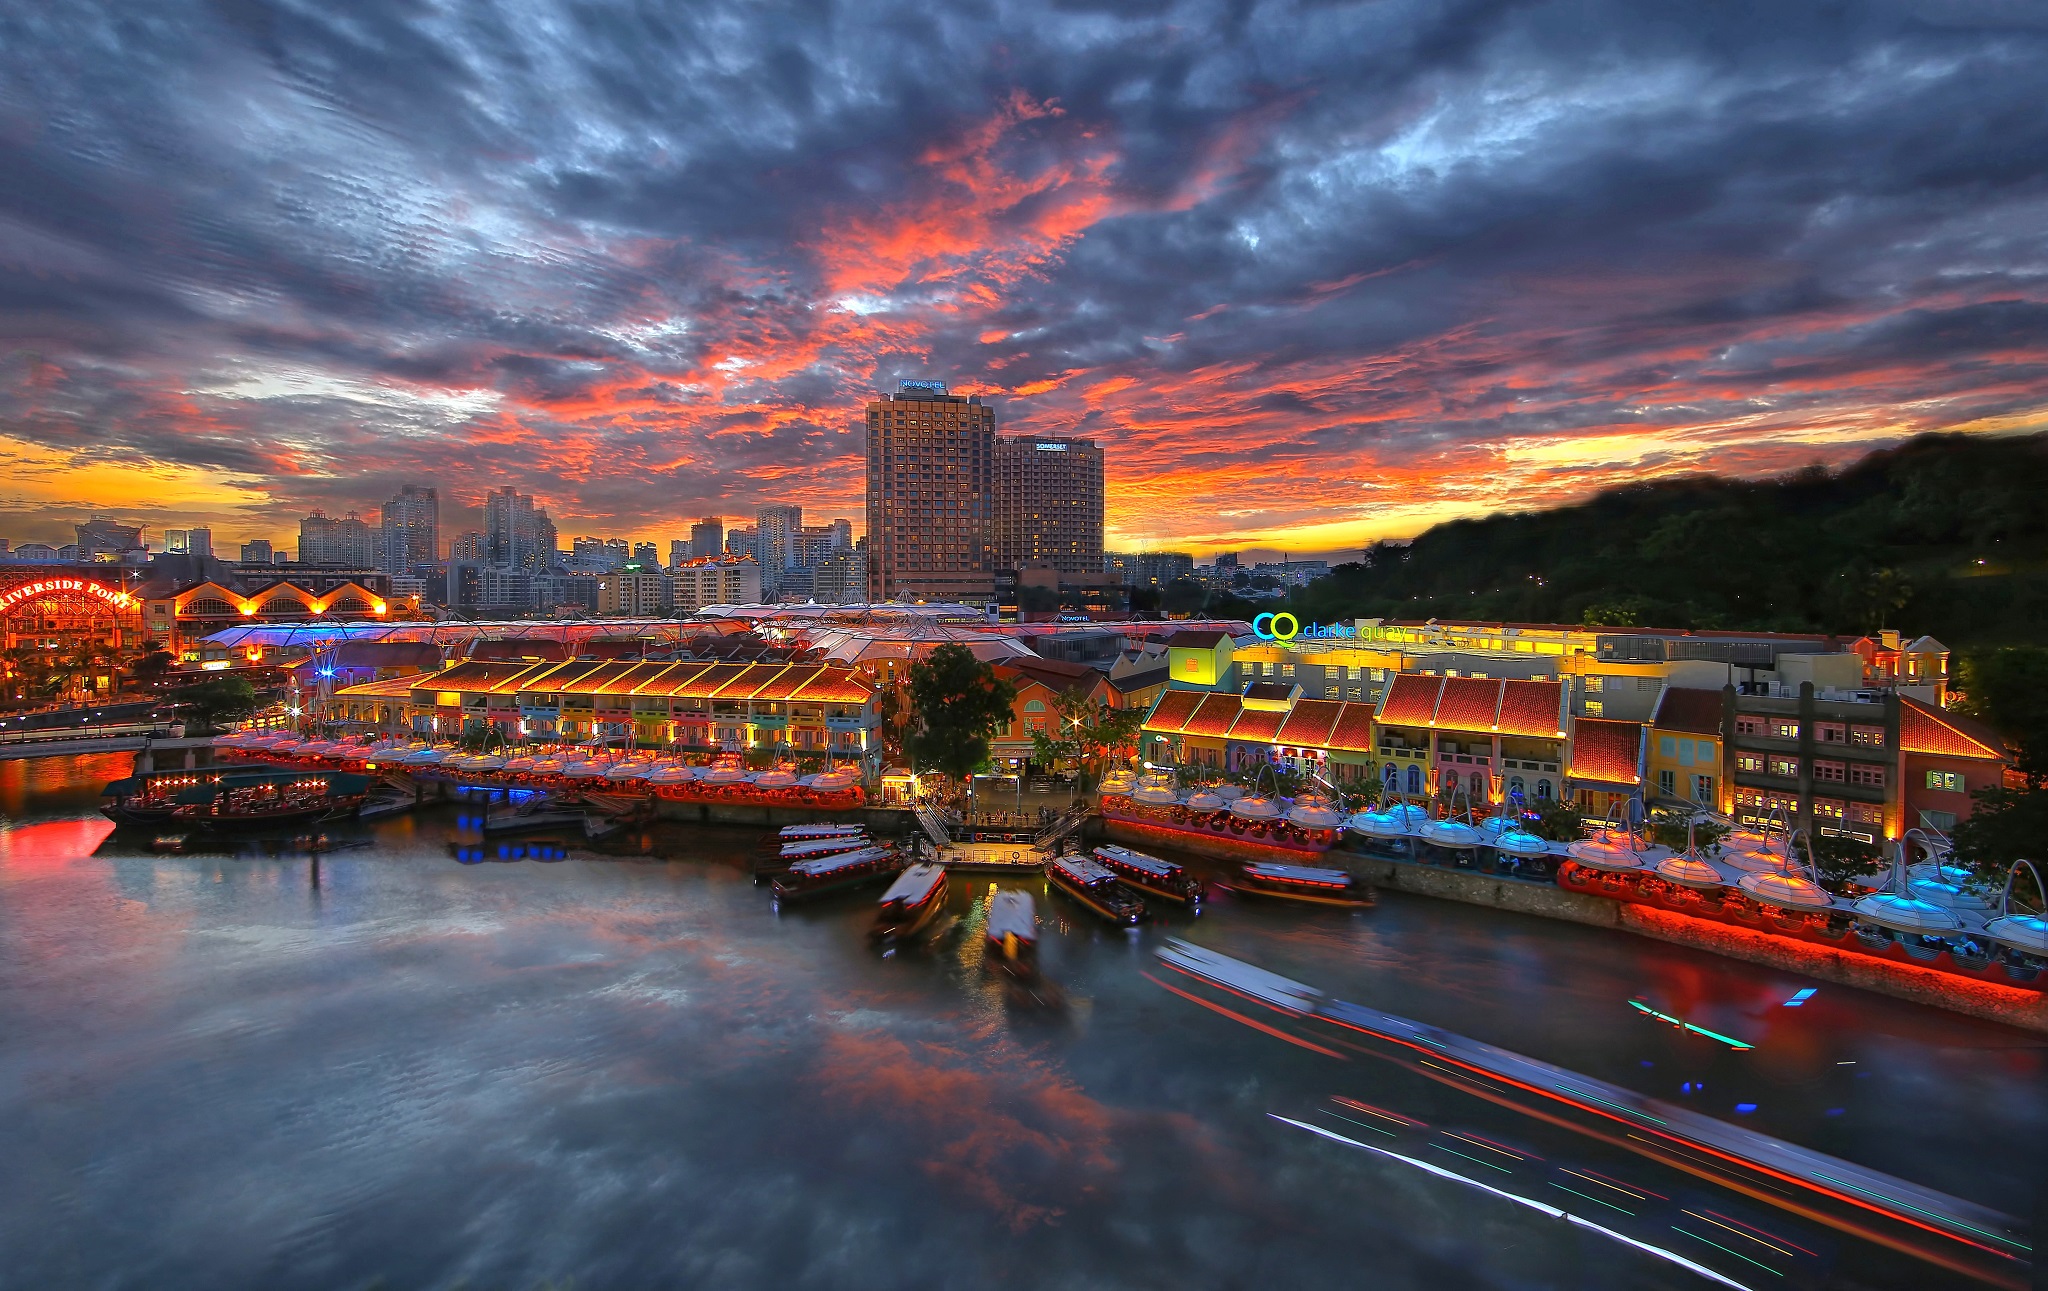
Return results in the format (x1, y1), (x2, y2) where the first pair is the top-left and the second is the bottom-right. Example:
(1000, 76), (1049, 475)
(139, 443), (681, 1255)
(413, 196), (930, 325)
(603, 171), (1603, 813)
(865, 381), (997, 603)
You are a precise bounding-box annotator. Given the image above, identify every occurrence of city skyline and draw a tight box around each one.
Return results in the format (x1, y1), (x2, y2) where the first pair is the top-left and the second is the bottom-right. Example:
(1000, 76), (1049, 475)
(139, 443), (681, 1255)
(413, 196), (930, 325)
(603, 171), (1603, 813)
(5, 4), (2044, 558)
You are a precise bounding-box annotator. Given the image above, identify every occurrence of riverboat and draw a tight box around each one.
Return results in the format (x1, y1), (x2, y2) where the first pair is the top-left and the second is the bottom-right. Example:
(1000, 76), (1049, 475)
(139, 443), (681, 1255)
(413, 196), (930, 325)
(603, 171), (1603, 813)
(99, 766), (283, 827)
(984, 889), (1039, 972)
(1226, 862), (1375, 909)
(1093, 844), (1204, 907)
(770, 845), (904, 904)
(780, 822), (869, 842)
(1045, 853), (1148, 926)
(754, 831), (876, 883)
(169, 770), (372, 832)
(871, 863), (949, 941)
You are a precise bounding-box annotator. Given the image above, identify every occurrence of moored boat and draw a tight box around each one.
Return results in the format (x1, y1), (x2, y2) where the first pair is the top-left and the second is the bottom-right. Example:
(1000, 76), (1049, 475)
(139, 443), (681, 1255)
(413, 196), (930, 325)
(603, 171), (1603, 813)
(1229, 861), (1375, 908)
(1093, 844), (1204, 906)
(169, 769), (373, 832)
(1045, 853), (1148, 926)
(871, 863), (949, 941)
(771, 844), (903, 903)
(779, 822), (869, 842)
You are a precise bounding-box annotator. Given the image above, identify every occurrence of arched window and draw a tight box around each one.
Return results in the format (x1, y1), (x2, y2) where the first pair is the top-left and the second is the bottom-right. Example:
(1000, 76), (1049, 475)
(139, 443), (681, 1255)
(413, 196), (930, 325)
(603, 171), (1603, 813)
(186, 598), (232, 616)
(1470, 770), (1487, 801)
(1405, 764), (1422, 796)
(1023, 699), (1045, 713)
(1536, 778), (1553, 801)
(1509, 775), (1526, 797)
(1382, 763), (1399, 789)
(329, 598), (370, 614)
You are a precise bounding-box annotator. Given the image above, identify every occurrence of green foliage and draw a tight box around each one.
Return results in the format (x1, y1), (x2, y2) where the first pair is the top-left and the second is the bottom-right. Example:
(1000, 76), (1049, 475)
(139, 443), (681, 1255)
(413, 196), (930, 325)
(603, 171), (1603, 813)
(905, 643), (1017, 782)
(129, 649), (175, 685)
(1526, 802), (1586, 842)
(743, 745), (777, 769)
(1645, 806), (1728, 854)
(1028, 688), (1143, 786)
(1275, 432), (2048, 645)
(1806, 832), (1887, 896)
(1955, 646), (2048, 786)
(170, 675), (258, 733)
(1953, 784), (2048, 880)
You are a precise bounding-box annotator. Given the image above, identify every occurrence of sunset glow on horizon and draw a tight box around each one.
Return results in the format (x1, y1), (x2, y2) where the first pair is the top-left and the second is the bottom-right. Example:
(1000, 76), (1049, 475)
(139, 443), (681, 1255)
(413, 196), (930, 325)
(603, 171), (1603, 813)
(3, 2), (2044, 555)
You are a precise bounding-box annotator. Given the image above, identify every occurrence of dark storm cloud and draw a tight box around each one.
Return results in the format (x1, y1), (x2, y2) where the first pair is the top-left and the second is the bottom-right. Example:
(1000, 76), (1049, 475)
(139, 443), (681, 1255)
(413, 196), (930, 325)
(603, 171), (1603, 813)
(0, 0), (2044, 547)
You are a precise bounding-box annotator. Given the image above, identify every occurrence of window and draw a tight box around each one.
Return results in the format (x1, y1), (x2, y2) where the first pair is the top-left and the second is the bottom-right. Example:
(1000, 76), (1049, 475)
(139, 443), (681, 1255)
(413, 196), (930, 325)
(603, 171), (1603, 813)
(1281, 664), (1295, 678)
(1585, 676), (1604, 693)
(1814, 798), (1845, 824)
(1536, 778), (1554, 801)
(1851, 725), (1885, 748)
(1584, 700), (1604, 716)
(1770, 719), (1800, 740)
(1849, 763), (1886, 788)
(1919, 808), (1958, 832)
(1735, 716), (1763, 737)
(1509, 775), (1526, 798)
(1637, 677), (1654, 691)
(1692, 774), (1714, 804)
(1346, 666), (1361, 681)
(1658, 769), (1676, 796)
(1383, 764), (1399, 789)
(1848, 802), (1883, 825)
(1348, 687), (1362, 701)
(1406, 764), (1422, 796)
(1816, 722), (1846, 744)
(1659, 736), (1677, 758)
(1767, 756), (1798, 778)
(1736, 754), (1765, 773)
(1926, 770), (1965, 793)
(1813, 760), (1845, 782)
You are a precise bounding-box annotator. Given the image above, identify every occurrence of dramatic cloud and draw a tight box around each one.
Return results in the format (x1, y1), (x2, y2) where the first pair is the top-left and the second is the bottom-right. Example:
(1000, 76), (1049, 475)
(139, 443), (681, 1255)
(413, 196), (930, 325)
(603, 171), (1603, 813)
(1, 0), (2045, 553)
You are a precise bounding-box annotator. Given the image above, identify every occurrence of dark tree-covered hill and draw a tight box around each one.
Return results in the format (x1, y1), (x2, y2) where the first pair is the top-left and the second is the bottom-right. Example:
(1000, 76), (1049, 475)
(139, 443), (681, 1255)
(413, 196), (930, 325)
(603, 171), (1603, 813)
(1282, 432), (2048, 646)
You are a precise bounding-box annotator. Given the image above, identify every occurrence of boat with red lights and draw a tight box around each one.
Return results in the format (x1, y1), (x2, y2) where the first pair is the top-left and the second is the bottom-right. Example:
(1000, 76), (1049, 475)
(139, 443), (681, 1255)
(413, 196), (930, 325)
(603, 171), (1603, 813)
(871, 863), (949, 941)
(1098, 772), (1346, 864)
(770, 844), (903, 904)
(1225, 862), (1375, 909)
(1045, 853), (1148, 926)
(168, 769), (373, 832)
(779, 822), (869, 843)
(754, 829), (876, 883)
(1093, 844), (1205, 907)
(984, 889), (1039, 972)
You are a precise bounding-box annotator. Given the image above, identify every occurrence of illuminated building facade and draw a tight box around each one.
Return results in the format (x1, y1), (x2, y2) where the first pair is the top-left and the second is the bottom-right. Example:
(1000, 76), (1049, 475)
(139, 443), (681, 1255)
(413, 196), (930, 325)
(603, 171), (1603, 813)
(378, 485), (439, 574)
(993, 437), (1103, 576)
(0, 570), (144, 665)
(865, 382), (996, 603)
(143, 576), (418, 656)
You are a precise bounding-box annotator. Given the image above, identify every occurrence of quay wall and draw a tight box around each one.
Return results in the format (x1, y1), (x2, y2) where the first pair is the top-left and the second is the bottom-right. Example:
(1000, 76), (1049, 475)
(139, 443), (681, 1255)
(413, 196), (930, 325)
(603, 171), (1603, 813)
(1338, 849), (2048, 1035)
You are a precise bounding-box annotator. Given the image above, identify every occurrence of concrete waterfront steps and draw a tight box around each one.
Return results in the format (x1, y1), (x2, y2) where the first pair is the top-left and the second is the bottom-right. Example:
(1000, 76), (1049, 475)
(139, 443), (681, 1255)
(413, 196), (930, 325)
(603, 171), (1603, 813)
(1335, 850), (2048, 1035)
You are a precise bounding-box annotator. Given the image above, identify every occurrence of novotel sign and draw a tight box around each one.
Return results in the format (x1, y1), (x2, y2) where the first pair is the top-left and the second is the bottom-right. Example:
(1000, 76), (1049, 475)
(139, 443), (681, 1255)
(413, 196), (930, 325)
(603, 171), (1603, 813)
(1251, 613), (1356, 643)
(0, 577), (135, 616)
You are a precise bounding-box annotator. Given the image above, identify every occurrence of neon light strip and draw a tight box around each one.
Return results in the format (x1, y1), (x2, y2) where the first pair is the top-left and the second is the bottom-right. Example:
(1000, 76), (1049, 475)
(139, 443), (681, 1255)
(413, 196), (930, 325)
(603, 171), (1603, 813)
(1270, 1117), (1753, 1291)
(1629, 999), (1755, 1050)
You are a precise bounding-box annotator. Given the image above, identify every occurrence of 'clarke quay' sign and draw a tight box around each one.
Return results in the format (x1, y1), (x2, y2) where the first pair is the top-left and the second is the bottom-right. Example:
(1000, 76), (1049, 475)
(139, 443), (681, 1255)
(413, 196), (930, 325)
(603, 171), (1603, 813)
(1251, 613), (1357, 643)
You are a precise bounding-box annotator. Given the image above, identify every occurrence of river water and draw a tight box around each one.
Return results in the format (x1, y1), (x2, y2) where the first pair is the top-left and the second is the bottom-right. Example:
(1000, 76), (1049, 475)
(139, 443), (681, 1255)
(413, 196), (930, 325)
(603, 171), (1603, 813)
(1, 754), (2040, 1290)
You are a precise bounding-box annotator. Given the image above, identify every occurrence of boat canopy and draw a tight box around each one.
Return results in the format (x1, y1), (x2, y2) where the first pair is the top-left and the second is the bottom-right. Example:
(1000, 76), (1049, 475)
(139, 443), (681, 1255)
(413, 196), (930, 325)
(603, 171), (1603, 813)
(1656, 855), (1726, 889)
(1853, 892), (1963, 932)
(986, 890), (1036, 941)
(879, 863), (945, 904)
(1739, 870), (1833, 909)
(1984, 914), (2048, 954)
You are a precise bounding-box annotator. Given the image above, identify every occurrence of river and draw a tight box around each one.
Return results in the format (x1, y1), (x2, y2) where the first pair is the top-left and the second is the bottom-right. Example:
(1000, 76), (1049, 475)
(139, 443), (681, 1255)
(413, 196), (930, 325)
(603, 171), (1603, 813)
(1, 754), (2040, 1289)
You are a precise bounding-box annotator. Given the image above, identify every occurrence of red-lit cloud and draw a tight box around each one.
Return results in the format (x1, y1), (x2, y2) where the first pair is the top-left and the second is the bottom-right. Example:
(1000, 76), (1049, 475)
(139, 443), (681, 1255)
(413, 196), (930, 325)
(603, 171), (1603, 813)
(0, 0), (2044, 554)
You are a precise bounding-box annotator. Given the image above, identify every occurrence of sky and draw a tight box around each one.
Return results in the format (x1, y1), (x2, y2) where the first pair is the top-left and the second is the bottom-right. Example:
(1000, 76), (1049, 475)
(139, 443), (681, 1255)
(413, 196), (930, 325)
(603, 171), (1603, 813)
(1, 0), (2045, 559)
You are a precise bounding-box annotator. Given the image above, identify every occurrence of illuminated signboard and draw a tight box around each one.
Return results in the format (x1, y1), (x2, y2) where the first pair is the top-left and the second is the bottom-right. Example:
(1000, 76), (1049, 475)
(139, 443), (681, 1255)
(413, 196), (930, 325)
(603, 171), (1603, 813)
(1034, 442), (1068, 451)
(1252, 614), (1356, 642)
(897, 380), (949, 396)
(0, 577), (135, 616)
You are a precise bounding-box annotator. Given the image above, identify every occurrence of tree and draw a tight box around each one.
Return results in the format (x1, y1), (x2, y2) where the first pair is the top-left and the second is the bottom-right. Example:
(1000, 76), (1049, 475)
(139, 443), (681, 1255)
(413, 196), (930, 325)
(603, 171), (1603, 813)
(170, 676), (259, 734)
(1030, 687), (1144, 786)
(1955, 646), (2048, 786)
(128, 648), (175, 688)
(904, 643), (1017, 783)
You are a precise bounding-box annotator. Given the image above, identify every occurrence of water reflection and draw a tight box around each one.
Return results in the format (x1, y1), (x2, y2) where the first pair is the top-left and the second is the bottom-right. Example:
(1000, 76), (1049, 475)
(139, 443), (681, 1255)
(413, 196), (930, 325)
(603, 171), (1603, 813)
(0, 755), (2038, 1289)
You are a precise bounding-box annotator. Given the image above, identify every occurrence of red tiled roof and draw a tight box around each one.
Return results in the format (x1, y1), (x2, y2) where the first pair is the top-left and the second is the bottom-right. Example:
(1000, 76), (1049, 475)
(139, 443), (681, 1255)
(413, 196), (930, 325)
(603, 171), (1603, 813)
(636, 662), (717, 696)
(715, 663), (785, 698)
(1379, 673), (1442, 727)
(1275, 698), (1342, 747)
(751, 665), (823, 701)
(1569, 718), (1642, 786)
(1143, 689), (1206, 734)
(1180, 693), (1244, 738)
(1653, 686), (1723, 735)
(1900, 696), (2009, 761)
(792, 666), (872, 702)
(1434, 677), (1501, 731)
(1326, 702), (1377, 753)
(1496, 679), (1564, 737)
(677, 663), (748, 698)
(429, 660), (545, 691)
(1227, 707), (1286, 742)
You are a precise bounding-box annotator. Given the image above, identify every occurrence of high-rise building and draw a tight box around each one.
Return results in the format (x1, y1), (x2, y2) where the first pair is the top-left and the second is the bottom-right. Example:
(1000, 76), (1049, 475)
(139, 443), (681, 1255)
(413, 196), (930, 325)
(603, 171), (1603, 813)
(993, 436), (1103, 576)
(240, 539), (273, 564)
(379, 485), (439, 574)
(165, 528), (213, 558)
(671, 557), (762, 612)
(864, 381), (996, 603)
(75, 518), (142, 562)
(596, 569), (671, 616)
(298, 511), (376, 567)
(812, 551), (868, 604)
(756, 505), (803, 595)
(633, 541), (659, 567)
(726, 527), (758, 561)
(450, 531), (486, 561)
(828, 518), (853, 550)
(690, 517), (724, 560)
(668, 539), (690, 569)
(485, 488), (553, 571)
